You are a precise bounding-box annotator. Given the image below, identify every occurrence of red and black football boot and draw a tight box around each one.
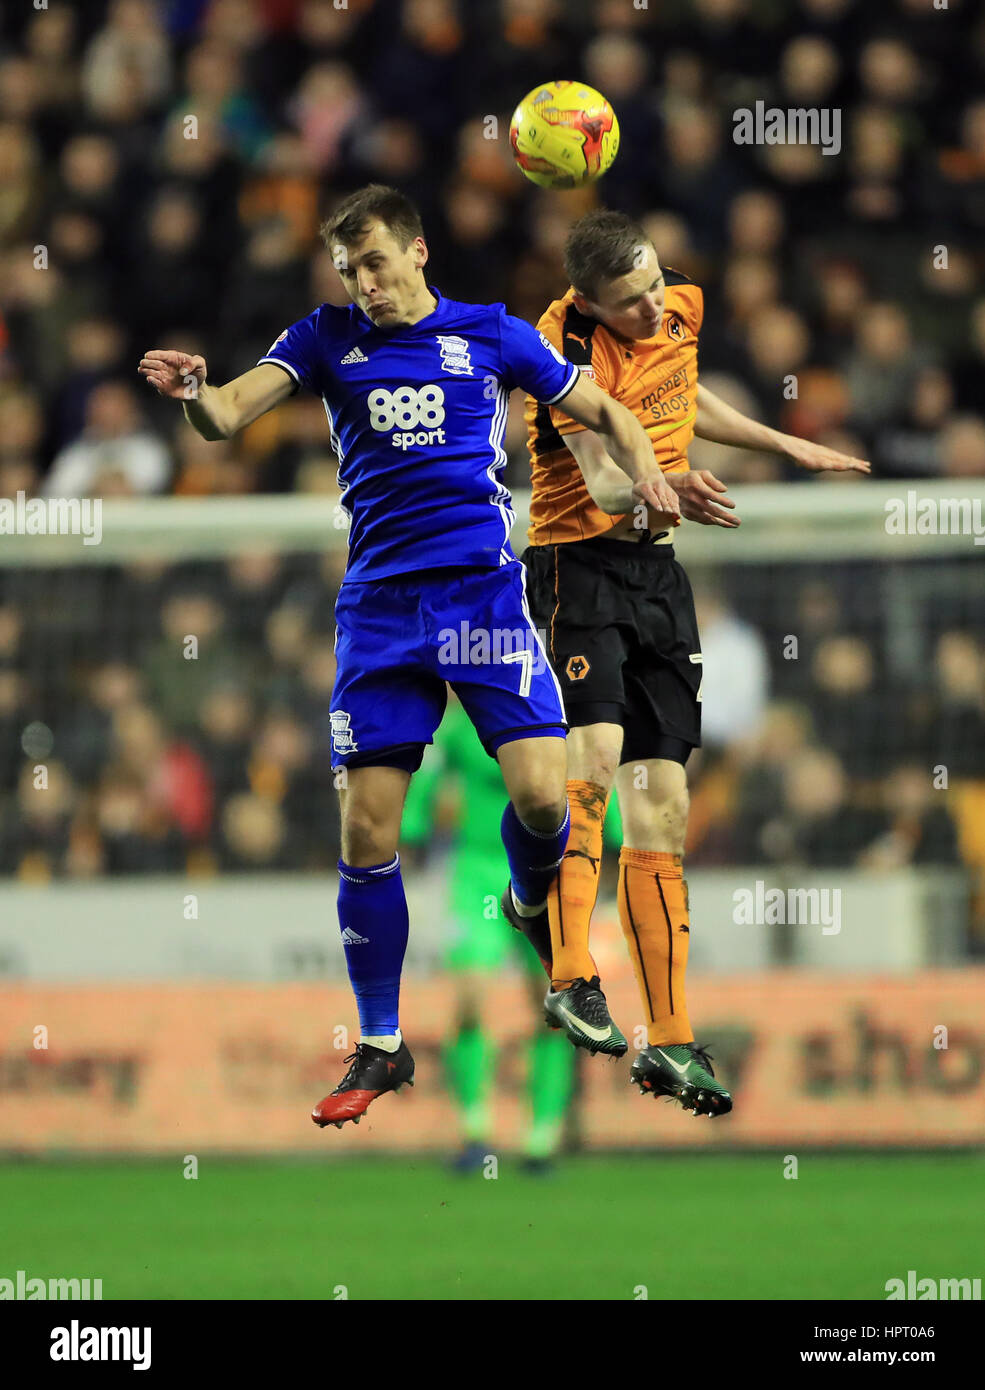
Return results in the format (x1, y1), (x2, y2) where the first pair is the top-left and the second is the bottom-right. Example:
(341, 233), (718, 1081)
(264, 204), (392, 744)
(311, 1039), (415, 1129)
(500, 882), (553, 979)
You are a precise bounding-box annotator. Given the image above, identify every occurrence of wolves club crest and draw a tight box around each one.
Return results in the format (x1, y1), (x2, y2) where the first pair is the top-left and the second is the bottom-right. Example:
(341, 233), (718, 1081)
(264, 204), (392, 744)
(565, 654), (591, 681)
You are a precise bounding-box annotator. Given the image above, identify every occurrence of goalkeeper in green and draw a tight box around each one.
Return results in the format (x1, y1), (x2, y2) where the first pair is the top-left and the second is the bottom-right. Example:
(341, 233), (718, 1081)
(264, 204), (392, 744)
(402, 692), (623, 1169)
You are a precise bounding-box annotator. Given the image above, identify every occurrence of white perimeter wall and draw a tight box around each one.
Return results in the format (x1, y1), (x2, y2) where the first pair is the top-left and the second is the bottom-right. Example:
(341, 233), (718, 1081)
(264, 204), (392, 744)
(0, 867), (968, 980)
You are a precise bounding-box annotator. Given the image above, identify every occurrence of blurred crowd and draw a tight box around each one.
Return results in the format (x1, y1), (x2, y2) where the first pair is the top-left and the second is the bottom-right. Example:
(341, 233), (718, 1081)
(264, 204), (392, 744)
(687, 576), (985, 887)
(1, 0), (984, 944)
(2, 550), (984, 952)
(0, 551), (346, 876)
(1, 0), (984, 499)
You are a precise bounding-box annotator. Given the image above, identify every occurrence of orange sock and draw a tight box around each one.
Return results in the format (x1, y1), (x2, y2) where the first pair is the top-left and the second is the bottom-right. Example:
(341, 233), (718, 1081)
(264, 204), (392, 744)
(548, 779), (606, 987)
(618, 848), (692, 1045)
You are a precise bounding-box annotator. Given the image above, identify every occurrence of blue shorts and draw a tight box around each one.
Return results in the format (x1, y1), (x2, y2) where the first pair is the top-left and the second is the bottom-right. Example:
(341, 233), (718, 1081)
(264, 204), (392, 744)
(329, 562), (567, 771)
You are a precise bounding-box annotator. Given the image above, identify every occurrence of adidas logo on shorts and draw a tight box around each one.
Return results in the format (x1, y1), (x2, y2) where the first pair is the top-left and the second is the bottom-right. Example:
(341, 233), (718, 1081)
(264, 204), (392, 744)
(340, 346), (368, 365)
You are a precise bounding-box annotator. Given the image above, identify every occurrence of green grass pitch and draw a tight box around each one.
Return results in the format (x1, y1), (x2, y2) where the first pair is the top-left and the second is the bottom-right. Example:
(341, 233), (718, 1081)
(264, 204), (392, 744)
(3, 1154), (982, 1300)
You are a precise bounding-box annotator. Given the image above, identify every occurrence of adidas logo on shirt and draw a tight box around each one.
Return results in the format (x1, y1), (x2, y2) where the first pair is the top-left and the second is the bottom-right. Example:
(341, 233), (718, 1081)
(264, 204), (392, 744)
(340, 346), (368, 365)
(341, 927), (369, 945)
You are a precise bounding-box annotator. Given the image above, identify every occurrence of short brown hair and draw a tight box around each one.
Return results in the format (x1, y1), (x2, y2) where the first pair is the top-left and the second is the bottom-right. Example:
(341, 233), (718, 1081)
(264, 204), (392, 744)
(564, 210), (653, 300)
(320, 184), (425, 252)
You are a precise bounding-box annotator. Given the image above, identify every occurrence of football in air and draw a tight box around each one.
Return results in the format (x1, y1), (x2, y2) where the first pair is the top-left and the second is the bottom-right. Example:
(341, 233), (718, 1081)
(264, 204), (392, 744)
(509, 80), (620, 189)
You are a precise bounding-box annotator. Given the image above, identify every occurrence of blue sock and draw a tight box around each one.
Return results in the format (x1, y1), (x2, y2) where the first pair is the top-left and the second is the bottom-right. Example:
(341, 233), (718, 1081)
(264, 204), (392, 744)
(337, 854), (408, 1035)
(500, 800), (570, 909)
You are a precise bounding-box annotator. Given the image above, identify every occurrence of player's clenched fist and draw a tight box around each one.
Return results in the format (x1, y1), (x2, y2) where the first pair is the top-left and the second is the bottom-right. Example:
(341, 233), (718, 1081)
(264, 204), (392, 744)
(138, 349), (207, 400)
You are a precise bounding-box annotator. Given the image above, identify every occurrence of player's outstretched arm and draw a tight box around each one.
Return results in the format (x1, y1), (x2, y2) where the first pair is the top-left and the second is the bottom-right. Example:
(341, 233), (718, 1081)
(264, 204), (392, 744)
(567, 431), (739, 529)
(561, 374), (680, 521)
(138, 351), (295, 441)
(694, 384), (870, 473)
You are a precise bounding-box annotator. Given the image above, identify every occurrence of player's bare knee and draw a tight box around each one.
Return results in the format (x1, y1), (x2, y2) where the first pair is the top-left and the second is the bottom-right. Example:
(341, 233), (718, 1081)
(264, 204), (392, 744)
(578, 750), (619, 789)
(667, 784), (690, 831)
(513, 785), (567, 831)
(624, 787), (689, 854)
(567, 727), (621, 791)
(340, 806), (398, 866)
(656, 785), (689, 847)
(567, 737), (618, 787)
(663, 793), (689, 851)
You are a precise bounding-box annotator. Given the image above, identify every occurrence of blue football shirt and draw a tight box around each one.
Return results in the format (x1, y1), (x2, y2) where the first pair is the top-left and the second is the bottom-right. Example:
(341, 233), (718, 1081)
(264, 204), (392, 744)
(257, 288), (578, 583)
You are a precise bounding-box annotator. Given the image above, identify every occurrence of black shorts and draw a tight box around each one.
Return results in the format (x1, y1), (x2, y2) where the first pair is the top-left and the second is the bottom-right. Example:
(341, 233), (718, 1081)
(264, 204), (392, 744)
(523, 536), (701, 766)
